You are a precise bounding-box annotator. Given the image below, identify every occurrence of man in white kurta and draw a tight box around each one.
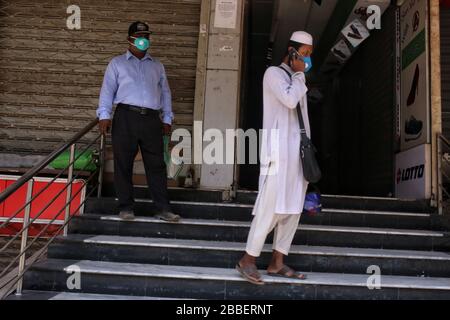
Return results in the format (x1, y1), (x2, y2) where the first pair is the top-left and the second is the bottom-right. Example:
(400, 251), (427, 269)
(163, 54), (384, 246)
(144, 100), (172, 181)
(237, 31), (313, 285)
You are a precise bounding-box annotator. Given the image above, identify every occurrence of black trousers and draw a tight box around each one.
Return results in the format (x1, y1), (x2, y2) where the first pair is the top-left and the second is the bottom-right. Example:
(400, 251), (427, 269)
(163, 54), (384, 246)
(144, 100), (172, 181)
(111, 105), (171, 212)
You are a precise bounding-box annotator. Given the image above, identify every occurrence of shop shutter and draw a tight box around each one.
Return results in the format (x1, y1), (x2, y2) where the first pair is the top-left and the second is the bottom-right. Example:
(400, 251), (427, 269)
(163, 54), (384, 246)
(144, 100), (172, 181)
(336, 6), (396, 196)
(359, 7), (396, 196)
(0, 0), (201, 155)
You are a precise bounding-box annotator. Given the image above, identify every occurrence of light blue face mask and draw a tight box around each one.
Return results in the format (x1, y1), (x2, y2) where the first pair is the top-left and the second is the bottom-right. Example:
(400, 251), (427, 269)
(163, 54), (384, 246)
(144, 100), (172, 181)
(293, 49), (313, 73)
(130, 36), (150, 51)
(302, 56), (313, 73)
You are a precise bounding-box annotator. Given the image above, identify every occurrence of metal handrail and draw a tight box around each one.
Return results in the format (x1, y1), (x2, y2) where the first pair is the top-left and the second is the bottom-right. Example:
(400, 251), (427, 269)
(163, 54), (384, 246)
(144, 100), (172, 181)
(0, 180), (99, 298)
(437, 134), (450, 215)
(0, 136), (100, 231)
(0, 164), (98, 292)
(0, 144), (99, 254)
(0, 118), (99, 203)
(0, 118), (105, 298)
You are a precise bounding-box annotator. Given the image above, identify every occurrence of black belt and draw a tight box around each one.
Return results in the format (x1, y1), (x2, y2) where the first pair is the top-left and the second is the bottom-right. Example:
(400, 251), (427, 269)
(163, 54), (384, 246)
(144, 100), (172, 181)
(118, 103), (160, 116)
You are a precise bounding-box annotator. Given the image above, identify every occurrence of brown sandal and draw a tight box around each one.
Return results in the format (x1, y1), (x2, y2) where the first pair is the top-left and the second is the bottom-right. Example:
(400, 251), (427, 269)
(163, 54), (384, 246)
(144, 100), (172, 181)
(267, 265), (307, 280)
(236, 263), (265, 285)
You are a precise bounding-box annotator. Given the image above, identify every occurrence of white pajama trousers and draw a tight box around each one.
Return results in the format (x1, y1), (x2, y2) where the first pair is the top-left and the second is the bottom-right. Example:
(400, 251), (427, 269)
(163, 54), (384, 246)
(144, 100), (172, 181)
(245, 172), (301, 257)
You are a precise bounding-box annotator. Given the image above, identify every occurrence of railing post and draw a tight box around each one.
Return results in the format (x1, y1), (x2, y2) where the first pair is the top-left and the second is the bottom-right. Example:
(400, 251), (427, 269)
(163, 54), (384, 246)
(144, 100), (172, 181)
(15, 179), (34, 295)
(63, 144), (76, 236)
(437, 135), (444, 215)
(97, 134), (105, 199)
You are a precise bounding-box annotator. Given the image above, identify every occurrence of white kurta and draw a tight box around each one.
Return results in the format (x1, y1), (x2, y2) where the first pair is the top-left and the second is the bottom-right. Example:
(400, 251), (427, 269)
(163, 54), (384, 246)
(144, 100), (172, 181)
(258, 63), (311, 215)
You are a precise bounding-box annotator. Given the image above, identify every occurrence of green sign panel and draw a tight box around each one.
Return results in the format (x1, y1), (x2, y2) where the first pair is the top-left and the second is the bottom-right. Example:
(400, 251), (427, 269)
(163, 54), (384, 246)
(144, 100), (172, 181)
(402, 28), (426, 70)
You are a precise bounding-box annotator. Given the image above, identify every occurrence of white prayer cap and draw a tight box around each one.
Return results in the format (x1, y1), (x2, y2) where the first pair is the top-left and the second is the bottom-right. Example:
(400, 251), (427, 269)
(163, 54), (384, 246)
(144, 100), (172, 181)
(290, 31), (313, 46)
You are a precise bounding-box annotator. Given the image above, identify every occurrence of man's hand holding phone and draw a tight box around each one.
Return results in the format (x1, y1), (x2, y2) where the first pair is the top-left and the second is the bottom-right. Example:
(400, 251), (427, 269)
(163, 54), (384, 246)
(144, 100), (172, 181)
(290, 50), (306, 73)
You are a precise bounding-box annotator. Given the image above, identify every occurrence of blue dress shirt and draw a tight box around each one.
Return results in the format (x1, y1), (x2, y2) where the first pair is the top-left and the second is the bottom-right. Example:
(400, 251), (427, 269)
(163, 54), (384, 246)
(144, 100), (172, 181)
(96, 50), (174, 125)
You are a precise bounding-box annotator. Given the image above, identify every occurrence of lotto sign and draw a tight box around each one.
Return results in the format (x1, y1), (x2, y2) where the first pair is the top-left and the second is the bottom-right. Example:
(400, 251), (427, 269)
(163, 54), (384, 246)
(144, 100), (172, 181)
(395, 144), (431, 200)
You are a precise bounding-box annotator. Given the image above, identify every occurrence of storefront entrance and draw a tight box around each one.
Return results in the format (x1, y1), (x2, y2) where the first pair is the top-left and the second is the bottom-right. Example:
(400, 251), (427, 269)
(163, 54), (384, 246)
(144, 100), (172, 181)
(239, 0), (399, 197)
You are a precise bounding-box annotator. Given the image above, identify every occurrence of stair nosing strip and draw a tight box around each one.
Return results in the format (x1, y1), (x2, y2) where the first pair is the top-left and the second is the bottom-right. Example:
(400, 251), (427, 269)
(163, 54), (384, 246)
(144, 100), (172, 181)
(137, 186), (430, 202)
(130, 198), (432, 217)
(88, 215), (445, 237)
(135, 185), (225, 193)
(319, 194), (425, 202)
(60, 235), (450, 261)
(34, 259), (450, 291)
(320, 208), (430, 217)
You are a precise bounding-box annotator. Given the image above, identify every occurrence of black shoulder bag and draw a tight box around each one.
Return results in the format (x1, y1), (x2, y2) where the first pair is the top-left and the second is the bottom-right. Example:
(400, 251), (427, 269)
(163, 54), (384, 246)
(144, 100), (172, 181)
(278, 66), (322, 183)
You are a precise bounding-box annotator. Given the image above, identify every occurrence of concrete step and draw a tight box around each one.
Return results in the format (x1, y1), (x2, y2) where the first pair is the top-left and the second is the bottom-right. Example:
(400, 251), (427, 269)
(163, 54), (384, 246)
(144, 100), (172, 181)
(48, 234), (450, 277)
(68, 215), (450, 251)
(103, 185), (225, 203)
(236, 192), (435, 213)
(101, 185), (435, 213)
(84, 197), (442, 231)
(23, 259), (450, 299)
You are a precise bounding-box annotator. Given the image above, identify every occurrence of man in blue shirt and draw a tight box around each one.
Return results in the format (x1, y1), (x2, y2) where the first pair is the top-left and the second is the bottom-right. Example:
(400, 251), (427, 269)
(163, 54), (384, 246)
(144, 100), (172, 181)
(96, 21), (180, 222)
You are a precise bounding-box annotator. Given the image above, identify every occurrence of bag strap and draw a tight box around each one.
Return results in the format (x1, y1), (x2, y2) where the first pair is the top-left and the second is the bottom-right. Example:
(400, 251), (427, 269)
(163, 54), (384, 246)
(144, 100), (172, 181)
(278, 66), (308, 138)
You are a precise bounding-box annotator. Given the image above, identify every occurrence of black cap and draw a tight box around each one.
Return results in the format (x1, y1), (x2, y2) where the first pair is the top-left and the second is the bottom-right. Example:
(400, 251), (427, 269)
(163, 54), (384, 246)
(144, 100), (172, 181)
(128, 21), (152, 36)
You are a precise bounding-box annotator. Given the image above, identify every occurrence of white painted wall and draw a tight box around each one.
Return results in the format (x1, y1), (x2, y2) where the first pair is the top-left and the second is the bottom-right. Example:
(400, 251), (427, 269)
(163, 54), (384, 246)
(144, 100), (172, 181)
(200, 0), (244, 189)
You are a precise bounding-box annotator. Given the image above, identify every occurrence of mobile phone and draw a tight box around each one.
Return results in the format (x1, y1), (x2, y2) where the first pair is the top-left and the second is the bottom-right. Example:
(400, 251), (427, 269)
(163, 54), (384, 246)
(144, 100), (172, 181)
(289, 48), (297, 61)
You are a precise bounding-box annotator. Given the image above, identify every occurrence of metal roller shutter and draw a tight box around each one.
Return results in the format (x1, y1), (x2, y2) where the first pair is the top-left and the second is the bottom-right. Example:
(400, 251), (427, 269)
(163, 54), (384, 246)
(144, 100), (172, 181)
(336, 6), (396, 196)
(0, 0), (200, 155)
(442, 6), (450, 139)
(359, 6), (396, 196)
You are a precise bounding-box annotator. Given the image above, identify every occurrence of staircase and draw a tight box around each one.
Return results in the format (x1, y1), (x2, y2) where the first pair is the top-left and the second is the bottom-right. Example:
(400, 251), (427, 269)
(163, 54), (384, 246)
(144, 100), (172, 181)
(8, 187), (450, 300)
